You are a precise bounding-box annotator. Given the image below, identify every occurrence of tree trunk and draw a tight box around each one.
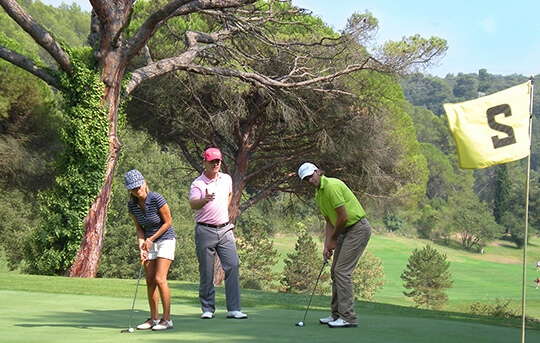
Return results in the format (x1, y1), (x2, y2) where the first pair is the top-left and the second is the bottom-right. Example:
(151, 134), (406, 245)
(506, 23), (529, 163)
(67, 150), (119, 277)
(68, 63), (125, 276)
(212, 145), (249, 285)
(67, 76), (124, 276)
(67, 2), (128, 275)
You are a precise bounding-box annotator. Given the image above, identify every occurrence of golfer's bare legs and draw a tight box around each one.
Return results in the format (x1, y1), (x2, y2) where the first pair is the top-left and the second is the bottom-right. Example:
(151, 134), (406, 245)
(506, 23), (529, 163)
(155, 257), (172, 321)
(145, 258), (172, 321)
(145, 260), (160, 321)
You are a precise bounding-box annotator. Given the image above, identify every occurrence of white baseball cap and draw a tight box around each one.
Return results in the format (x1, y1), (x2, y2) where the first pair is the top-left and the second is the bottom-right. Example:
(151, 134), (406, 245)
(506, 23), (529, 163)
(298, 162), (318, 180)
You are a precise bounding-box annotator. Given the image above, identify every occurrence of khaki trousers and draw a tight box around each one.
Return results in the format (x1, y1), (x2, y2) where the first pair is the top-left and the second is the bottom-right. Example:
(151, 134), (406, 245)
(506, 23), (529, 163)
(330, 217), (371, 324)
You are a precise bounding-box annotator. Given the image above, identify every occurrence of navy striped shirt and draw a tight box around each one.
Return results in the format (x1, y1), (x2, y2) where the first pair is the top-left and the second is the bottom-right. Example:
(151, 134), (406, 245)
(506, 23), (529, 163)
(127, 192), (175, 242)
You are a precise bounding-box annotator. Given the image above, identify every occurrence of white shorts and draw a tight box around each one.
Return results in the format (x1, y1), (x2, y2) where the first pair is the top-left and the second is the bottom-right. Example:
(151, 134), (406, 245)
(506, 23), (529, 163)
(147, 238), (176, 261)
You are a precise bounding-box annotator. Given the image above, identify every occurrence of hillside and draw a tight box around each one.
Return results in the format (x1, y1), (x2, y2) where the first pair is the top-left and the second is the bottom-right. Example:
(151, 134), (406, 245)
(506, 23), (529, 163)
(271, 233), (540, 318)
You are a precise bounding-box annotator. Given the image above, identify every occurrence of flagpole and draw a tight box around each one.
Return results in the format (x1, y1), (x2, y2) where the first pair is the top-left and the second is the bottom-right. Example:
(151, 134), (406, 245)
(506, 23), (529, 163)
(521, 77), (534, 343)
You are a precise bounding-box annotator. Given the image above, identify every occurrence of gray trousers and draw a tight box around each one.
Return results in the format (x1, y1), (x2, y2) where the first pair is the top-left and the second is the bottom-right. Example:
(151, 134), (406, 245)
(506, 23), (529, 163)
(330, 217), (371, 324)
(195, 223), (241, 313)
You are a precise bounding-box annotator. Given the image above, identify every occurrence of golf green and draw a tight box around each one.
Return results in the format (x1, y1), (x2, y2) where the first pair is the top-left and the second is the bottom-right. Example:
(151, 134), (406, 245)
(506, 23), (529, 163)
(3, 289), (540, 342)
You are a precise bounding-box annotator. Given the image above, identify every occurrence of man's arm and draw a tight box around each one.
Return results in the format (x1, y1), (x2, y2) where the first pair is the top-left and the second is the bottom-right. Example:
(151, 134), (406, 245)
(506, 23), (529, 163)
(190, 189), (214, 210)
(325, 205), (349, 256)
(323, 217), (334, 259)
(331, 205), (348, 240)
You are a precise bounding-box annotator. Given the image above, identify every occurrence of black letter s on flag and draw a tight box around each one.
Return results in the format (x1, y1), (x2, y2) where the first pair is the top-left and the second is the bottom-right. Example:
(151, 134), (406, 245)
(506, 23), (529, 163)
(487, 104), (516, 149)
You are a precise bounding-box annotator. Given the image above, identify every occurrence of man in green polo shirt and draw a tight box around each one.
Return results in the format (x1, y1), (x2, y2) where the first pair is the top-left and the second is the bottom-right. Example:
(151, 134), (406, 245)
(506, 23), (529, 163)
(298, 162), (372, 328)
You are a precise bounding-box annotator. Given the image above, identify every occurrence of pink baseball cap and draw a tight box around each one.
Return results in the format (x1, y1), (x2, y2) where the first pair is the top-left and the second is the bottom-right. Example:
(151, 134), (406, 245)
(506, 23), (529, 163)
(204, 147), (222, 161)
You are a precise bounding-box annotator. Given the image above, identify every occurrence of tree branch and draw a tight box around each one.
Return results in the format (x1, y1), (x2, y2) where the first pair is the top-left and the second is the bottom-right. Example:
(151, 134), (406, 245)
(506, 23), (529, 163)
(127, 53), (377, 95)
(123, 0), (256, 62)
(0, 45), (60, 89)
(0, 0), (72, 75)
(238, 172), (296, 214)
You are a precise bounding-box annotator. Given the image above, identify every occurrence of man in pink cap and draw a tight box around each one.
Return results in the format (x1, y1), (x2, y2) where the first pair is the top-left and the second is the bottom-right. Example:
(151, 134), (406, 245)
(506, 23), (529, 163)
(189, 148), (247, 320)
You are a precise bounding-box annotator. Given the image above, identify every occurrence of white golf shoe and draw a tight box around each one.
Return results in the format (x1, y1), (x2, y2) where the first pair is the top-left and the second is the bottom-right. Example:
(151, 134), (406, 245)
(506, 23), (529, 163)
(327, 318), (357, 328)
(136, 318), (159, 330)
(226, 310), (248, 319)
(319, 315), (335, 324)
(152, 318), (173, 331)
(201, 311), (214, 319)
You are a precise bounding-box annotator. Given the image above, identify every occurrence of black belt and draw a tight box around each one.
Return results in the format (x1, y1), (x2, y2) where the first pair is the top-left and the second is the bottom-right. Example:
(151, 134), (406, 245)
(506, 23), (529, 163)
(197, 222), (229, 229)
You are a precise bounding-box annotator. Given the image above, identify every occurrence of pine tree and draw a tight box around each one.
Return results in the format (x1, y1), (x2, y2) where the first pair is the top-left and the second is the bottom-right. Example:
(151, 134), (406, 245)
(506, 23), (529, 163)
(493, 163), (511, 225)
(237, 226), (279, 291)
(281, 230), (329, 294)
(401, 244), (453, 310)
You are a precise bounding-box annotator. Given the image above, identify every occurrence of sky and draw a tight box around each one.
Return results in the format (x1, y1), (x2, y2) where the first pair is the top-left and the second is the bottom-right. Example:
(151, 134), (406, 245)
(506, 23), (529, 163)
(38, 0), (540, 77)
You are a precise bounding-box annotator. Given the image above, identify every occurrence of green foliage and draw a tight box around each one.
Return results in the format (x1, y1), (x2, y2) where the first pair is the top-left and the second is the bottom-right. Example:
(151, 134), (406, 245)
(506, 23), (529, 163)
(376, 34), (447, 73)
(343, 11), (379, 44)
(493, 164), (511, 225)
(22, 49), (111, 275)
(497, 169), (540, 248)
(318, 72), (428, 214)
(237, 226), (280, 291)
(0, 189), (38, 270)
(402, 74), (454, 117)
(469, 298), (521, 320)
(451, 74), (479, 100)
(280, 229), (329, 294)
(417, 143), (455, 200)
(0, 35), (61, 272)
(449, 191), (502, 250)
(384, 213), (404, 232)
(237, 193), (323, 237)
(401, 244), (453, 310)
(352, 250), (386, 301)
(0, 1), (89, 68)
(0, 35), (60, 191)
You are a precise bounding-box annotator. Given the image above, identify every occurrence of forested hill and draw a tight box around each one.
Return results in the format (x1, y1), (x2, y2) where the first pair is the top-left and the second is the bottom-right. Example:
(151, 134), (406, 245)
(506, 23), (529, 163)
(401, 71), (538, 118)
(400, 71), (540, 172)
(399, 71), (540, 250)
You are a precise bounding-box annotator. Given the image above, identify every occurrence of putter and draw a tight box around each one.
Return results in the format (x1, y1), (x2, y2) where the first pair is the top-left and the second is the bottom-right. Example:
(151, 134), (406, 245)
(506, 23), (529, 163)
(296, 256), (328, 327)
(121, 259), (145, 333)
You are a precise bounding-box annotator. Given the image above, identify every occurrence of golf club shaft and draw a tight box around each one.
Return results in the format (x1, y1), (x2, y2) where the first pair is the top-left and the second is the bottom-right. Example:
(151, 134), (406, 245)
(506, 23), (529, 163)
(128, 260), (144, 329)
(302, 257), (328, 323)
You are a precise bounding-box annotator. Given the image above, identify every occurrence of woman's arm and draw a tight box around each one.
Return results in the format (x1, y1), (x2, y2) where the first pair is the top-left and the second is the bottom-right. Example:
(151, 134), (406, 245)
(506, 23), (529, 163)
(130, 213), (147, 261)
(146, 203), (173, 244)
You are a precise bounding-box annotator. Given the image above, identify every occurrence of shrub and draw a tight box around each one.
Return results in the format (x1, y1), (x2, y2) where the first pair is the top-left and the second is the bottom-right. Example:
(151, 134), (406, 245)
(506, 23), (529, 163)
(237, 225), (280, 291)
(352, 251), (386, 301)
(469, 298), (521, 319)
(280, 229), (329, 294)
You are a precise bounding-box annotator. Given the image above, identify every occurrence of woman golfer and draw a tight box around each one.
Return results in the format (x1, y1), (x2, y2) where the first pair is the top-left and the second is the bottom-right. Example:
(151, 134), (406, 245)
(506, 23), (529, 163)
(125, 169), (176, 331)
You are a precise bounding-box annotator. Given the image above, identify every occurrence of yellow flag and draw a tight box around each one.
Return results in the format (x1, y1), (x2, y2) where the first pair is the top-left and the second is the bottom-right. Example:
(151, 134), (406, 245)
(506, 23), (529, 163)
(444, 81), (532, 169)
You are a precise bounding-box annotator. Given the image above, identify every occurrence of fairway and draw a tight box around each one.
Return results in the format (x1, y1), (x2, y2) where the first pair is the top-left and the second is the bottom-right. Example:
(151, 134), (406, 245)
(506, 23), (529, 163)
(273, 234), (540, 318)
(3, 289), (540, 343)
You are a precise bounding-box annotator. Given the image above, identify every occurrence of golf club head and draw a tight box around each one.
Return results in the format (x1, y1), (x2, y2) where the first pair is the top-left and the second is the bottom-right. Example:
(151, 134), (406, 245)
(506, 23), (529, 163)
(295, 321), (305, 327)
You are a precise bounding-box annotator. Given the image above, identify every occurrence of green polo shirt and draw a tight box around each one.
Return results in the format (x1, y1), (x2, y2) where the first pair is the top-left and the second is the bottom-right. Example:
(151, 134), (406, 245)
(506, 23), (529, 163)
(315, 175), (366, 227)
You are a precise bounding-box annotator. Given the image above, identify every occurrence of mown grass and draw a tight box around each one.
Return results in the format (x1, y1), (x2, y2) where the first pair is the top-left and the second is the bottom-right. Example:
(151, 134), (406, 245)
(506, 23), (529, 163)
(2, 233), (540, 342)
